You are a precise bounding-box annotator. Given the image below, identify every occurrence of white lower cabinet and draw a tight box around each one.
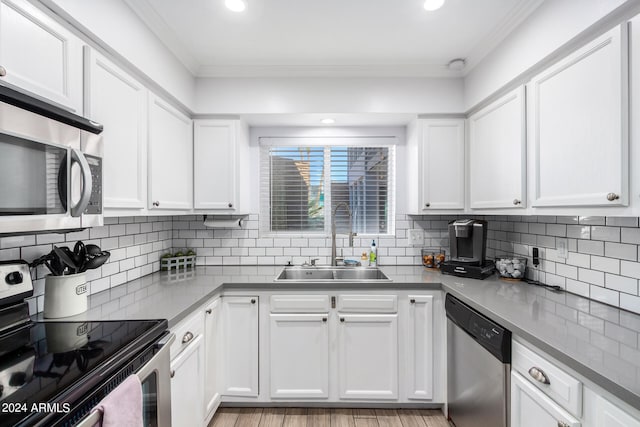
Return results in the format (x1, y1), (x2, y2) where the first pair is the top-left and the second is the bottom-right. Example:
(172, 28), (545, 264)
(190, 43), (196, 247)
(204, 299), (221, 423)
(337, 314), (398, 400)
(170, 334), (205, 427)
(221, 296), (259, 397)
(511, 371), (581, 427)
(406, 295), (433, 400)
(269, 313), (329, 399)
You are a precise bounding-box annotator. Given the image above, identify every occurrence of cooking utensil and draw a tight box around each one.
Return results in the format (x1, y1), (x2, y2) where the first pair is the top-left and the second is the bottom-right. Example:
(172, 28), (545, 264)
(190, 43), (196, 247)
(82, 251), (110, 271)
(73, 241), (86, 272)
(53, 246), (77, 275)
(85, 244), (101, 256)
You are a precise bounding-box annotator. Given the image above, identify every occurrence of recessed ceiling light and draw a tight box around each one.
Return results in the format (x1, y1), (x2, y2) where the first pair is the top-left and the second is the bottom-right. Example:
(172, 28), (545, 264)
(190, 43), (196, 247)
(225, 0), (246, 12)
(423, 0), (445, 11)
(321, 118), (335, 124)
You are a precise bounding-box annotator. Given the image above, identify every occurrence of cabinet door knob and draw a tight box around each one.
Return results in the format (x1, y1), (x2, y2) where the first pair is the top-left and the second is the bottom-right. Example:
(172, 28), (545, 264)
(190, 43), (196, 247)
(424, 203), (430, 208)
(182, 331), (194, 344)
(557, 422), (570, 427)
(410, 299), (416, 304)
(206, 308), (212, 314)
(528, 367), (550, 385)
(340, 317), (345, 322)
(322, 317), (327, 322)
(0, 66), (6, 77)
(152, 201), (160, 207)
(513, 199), (521, 205)
(170, 370), (175, 378)
(607, 193), (620, 201)
(251, 298), (256, 304)
(228, 202), (233, 208)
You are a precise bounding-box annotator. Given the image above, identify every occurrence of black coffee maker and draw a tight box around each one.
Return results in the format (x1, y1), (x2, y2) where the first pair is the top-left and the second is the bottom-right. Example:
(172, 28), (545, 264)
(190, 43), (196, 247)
(441, 219), (495, 279)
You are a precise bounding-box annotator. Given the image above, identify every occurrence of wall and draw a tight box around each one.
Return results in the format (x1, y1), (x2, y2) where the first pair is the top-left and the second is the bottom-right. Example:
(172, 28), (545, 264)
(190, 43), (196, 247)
(172, 214), (449, 267)
(40, 0), (196, 111)
(464, 0), (628, 110)
(0, 216), (172, 315)
(485, 215), (640, 314)
(194, 77), (464, 114)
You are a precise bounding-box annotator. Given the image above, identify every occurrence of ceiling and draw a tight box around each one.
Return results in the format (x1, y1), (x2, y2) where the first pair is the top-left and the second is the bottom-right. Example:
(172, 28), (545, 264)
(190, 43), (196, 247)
(125, 0), (543, 78)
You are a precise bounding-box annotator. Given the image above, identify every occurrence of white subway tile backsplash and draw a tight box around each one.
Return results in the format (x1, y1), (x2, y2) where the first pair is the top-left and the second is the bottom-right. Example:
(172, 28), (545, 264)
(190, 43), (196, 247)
(567, 225), (591, 239)
(605, 242), (637, 261)
(591, 226), (620, 242)
(579, 268), (605, 286)
(605, 274), (638, 295)
(578, 240), (605, 256)
(579, 216), (606, 226)
(546, 224), (567, 237)
(590, 256), (620, 274)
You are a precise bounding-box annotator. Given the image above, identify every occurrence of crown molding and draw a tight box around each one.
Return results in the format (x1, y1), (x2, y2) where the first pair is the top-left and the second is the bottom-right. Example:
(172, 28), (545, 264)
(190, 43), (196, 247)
(123, 0), (200, 76)
(196, 63), (464, 78)
(463, 0), (545, 75)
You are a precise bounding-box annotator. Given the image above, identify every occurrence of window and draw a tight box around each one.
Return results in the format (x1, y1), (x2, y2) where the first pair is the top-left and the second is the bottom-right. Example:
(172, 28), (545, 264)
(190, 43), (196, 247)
(260, 140), (395, 235)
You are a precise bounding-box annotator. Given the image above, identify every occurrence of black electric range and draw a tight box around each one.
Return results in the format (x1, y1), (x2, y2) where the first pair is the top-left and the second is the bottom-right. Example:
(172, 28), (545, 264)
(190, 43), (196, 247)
(0, 261), (169, 427)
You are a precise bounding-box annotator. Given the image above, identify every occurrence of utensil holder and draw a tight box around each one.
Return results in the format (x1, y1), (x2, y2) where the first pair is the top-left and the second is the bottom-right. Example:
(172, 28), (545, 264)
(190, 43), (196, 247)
(44, 272), (88, 318)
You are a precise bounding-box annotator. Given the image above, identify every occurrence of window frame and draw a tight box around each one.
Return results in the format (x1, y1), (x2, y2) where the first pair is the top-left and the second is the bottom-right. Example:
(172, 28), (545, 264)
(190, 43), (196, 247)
(259, 137), (396, 238)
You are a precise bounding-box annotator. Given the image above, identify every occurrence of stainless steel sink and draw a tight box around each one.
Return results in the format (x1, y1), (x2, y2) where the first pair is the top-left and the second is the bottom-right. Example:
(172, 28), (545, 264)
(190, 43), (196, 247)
(274, 266), (391, 282)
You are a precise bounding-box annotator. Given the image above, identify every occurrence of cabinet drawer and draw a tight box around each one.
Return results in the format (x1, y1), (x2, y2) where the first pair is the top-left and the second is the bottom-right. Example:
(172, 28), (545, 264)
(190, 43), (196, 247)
(337, 295), (397, 313)
(270, 295), (330, 313)
(512, 341), (582, 418)
(170, 310), (204, 359)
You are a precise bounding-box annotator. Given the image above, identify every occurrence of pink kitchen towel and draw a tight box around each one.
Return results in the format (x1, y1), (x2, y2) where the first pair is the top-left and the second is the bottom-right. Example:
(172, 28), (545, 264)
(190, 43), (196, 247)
(92, 374), (143, 427)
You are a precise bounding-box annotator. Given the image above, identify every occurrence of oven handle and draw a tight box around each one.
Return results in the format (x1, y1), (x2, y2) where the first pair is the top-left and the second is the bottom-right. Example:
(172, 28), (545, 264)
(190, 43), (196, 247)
(70, 148), (92, 217)
(74, 333), (175, 427)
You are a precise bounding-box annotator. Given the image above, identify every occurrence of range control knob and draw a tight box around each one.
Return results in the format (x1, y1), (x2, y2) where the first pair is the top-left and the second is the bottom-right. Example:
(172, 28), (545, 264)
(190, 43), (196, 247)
(5, 271), (23, 285)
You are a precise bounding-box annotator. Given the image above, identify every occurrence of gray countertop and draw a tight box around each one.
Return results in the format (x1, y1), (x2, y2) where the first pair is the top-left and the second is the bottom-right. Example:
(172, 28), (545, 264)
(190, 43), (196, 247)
(41, 265), (640, 410)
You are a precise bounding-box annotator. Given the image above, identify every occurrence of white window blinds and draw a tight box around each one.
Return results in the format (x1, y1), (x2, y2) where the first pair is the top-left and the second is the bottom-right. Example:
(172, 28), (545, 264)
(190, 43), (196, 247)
(260, 140), (395, 235)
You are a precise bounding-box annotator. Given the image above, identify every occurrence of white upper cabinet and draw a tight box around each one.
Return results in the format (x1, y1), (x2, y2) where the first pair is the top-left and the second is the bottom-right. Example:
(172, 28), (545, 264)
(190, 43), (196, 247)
(0, 0), (83, 113)
(84, 47), (148, 211)
(419, 119), (465, 211)
(529, 26), (628, 208)
(469, 86), (526, 210)
(194, 120), (238, 210)
(148, 94), (193, 211)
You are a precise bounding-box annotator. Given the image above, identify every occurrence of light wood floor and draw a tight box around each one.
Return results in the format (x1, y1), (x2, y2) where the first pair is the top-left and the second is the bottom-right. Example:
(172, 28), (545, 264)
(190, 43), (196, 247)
(209, 408), (451, 427)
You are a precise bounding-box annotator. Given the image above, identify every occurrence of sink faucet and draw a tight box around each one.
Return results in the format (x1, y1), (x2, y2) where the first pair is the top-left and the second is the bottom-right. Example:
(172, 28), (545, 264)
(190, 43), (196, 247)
(331, 202), (356, 266)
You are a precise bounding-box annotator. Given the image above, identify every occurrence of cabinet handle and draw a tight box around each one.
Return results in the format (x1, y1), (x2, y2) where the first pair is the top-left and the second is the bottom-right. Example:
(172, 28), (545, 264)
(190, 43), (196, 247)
(182, 331), (194, 344)
(557, 422), (570, 427)
(170, 370), (175, 378)
(340, 317), (345, 322)
(0, 66), (6, 77)
(528, 367), (550, 385)
(206, 308), (212, 314)
(152, 201), (160, 207)
(513, 199), (521, 205)
(228, 202), (233, 208)
(607, 193), (620, 202)
(410, 299), (416, 304)
(424, 203), (430, 208)
(322, 317), (327, 322)
(251, 298), (256, 304)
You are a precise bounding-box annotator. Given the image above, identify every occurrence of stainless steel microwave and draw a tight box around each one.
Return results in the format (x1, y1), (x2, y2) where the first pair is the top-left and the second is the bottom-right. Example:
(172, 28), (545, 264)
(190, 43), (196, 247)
(0, 84), (104, 235)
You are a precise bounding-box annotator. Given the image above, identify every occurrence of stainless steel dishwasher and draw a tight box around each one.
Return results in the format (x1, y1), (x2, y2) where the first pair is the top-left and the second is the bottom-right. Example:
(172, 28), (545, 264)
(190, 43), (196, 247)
(446, 293), (512, 427)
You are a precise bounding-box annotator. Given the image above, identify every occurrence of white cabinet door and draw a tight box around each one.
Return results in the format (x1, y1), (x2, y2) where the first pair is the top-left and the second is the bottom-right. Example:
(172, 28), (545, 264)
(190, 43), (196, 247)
(529, 26), (627, 207)
(469, 86), (526, 209)
(337, 314), (398, 400)
(148, 94), (193, 210)
(84, 47), (147, 211)
(204, 299), (221, 421)
(511, 372), (581, 427)
(171, 335), (205, 427)
(591, 395), (640, 427)
(419, 119), (465, 210)
(194, 120), (237, 210)
(0, 0), (83, 113)
(269, 313), (329, 399)
(406, 295), (433, 400)
(221, 296), (259, 397)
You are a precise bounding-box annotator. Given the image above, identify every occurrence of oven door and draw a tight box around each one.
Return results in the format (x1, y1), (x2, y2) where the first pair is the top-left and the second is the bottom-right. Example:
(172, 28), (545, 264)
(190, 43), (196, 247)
(74, 333), (175, 427)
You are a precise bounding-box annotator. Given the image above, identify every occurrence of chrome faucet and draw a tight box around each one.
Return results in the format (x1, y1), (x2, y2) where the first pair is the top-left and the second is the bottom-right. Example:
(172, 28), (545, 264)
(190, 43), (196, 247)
(331, 202), (356, 266)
